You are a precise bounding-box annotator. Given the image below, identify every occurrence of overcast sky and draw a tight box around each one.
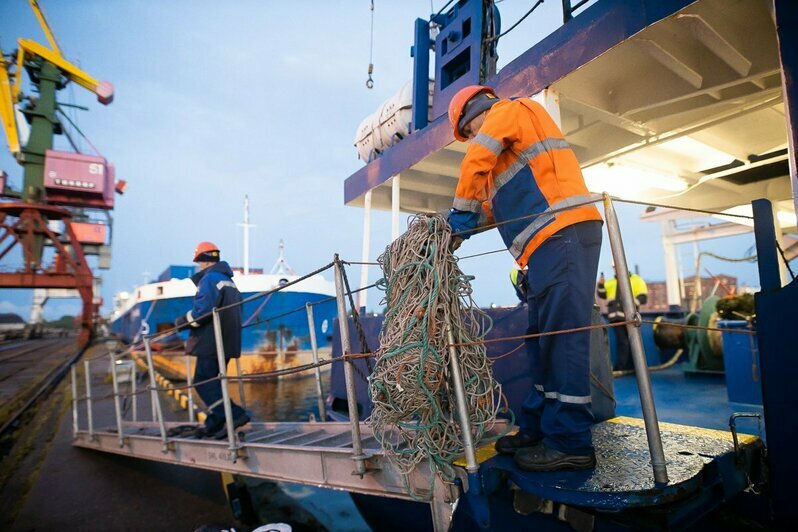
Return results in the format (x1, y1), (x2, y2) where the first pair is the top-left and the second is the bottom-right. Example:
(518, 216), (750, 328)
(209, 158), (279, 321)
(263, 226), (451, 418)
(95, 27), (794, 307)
(0, 0), (764, 320)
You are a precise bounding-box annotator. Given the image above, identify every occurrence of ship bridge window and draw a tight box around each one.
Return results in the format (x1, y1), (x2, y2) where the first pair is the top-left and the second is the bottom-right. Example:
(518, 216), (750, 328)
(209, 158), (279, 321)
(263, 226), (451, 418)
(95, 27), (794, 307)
(157, 287), (163, 296)
(441, 48), (471, 90)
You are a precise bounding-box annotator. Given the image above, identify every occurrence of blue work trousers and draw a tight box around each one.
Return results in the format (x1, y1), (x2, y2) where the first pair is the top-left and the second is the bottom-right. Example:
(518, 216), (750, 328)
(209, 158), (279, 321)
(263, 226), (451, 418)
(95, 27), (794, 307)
(194, 356), (246, 430)
(520, 220), (602, 455)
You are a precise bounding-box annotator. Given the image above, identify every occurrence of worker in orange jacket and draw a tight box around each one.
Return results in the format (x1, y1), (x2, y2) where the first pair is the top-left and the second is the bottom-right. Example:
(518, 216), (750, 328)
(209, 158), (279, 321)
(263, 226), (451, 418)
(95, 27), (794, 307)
(447, 85), (602, 471)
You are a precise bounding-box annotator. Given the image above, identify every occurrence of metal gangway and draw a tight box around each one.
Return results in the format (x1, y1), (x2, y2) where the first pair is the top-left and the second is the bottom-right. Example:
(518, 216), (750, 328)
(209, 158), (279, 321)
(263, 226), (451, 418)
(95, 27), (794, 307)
(71, 194), (762, 530)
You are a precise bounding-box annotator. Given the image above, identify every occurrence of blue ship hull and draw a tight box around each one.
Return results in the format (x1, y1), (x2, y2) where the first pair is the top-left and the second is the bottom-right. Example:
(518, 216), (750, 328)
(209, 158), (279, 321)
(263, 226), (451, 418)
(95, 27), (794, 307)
(111, 290), (337, 357)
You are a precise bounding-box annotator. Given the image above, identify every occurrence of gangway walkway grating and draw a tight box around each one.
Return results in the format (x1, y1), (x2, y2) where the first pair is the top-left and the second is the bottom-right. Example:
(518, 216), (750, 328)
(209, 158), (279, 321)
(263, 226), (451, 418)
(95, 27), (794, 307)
(73, 419), (512, 519)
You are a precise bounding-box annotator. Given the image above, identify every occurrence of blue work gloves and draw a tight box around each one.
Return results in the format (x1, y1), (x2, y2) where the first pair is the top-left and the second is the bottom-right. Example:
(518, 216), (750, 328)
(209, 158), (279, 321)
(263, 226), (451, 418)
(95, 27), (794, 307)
(447, 208), (480, 240)
(174, 315), (188, 330)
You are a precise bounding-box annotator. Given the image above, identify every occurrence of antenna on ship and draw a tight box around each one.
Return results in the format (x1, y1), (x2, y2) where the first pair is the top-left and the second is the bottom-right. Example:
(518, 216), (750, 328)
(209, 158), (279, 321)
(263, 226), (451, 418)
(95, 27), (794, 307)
(238, 195), (256, 275)
(270, 239), (297, 276)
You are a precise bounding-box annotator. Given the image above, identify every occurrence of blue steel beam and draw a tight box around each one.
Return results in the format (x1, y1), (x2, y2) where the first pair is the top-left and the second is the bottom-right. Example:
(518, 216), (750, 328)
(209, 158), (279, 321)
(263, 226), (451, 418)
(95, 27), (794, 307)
(773, 0), (798, 226)
(753, 197), (798, 526)
(745, 9), (798, 517)
(344, 0), (696, 205)
(411, 18), (431, 132)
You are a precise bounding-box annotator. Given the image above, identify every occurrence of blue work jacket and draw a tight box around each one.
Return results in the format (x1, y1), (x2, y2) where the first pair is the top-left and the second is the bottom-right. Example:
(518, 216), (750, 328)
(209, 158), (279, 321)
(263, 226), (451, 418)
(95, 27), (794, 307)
(183, 261), (242, 359)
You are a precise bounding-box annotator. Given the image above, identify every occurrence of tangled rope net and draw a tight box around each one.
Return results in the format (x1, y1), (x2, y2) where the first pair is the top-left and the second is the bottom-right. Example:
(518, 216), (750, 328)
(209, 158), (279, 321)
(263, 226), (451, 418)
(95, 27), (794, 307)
(368, 214), (504, 491)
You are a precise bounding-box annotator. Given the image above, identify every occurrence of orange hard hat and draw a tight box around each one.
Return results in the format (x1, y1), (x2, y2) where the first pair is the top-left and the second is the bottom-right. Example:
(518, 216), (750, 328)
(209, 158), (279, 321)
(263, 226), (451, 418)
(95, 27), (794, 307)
(448, 85), (497, 141)
(193, 241), (220, 262)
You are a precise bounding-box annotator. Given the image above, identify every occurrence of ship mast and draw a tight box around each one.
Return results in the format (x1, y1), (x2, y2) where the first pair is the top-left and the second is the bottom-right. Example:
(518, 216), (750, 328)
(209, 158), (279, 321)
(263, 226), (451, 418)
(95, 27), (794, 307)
(238, 195), (255, 275)
(270, 239), (297, 276)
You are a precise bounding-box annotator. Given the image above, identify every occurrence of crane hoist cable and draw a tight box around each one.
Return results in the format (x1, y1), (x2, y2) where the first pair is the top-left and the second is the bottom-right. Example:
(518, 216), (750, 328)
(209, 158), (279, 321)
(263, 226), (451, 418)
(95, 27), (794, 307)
(366, 0), (375, 89)
(486, 0), (545, 42)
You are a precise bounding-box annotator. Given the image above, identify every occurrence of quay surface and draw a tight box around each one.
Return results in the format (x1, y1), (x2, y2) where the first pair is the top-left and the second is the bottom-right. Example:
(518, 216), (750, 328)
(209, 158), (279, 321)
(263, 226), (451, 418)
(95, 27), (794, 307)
(1, 341), (344, 531)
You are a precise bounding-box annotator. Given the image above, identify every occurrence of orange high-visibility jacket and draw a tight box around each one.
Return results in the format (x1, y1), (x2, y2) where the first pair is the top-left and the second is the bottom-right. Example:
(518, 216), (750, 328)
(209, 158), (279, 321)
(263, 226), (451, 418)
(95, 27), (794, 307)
(453, 98), (602, 268)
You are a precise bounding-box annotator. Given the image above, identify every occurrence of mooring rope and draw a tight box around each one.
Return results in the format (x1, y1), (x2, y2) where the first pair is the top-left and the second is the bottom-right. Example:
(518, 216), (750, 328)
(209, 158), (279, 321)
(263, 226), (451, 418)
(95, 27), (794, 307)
(368, 214), (504, 491)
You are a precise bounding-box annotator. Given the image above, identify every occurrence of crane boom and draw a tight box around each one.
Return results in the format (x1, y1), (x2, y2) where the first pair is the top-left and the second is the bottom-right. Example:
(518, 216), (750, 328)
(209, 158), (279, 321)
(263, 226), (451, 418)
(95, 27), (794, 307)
(28, 0), (61, 55)
(0, 48), (21, 155)
(14, 39), (114, 105)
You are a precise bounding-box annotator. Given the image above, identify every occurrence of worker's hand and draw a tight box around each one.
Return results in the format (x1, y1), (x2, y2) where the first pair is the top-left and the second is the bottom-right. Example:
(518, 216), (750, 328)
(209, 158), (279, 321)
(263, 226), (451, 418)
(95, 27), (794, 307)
(174, 315), (188, 330)
(447, 209), (479, 239)
(449, 236), (465, 253)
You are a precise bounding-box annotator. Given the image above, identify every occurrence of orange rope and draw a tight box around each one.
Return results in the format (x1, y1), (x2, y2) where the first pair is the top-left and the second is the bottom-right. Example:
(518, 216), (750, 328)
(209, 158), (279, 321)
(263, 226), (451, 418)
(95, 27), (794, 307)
(640, 319), (756, 335)
(488, 341), (525, 361)
(447, 320), (633, 348)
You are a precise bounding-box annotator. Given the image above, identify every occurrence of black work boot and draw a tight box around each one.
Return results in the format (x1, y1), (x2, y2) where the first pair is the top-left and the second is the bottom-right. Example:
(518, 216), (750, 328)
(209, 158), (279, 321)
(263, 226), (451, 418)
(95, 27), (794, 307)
(495, 432), (543, 455)
(212, 412), (251, 440)
(514, 443), (596, 471)
(190, 425), (214, 439)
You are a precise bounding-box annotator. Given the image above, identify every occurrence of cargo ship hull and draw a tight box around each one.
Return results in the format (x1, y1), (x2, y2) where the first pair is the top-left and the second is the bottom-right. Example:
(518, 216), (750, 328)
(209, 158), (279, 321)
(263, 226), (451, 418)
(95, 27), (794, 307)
(110, 270), (337, 380)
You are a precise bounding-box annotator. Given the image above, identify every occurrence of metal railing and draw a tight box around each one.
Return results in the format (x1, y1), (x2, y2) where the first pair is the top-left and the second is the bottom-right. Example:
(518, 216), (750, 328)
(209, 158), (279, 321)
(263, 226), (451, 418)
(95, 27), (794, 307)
(69, 193), (768, 487)
(69, 256), (366, 467)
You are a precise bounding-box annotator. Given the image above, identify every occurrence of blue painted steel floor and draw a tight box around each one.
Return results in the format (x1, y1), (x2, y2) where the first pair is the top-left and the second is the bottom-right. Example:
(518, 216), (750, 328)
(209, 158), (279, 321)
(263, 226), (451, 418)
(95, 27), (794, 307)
(613, 363), (765, 439)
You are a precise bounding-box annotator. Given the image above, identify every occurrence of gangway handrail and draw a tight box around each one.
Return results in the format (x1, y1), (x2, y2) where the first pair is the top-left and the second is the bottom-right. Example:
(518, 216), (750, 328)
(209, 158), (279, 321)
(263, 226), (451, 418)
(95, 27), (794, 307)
(74, 193), (778, 528)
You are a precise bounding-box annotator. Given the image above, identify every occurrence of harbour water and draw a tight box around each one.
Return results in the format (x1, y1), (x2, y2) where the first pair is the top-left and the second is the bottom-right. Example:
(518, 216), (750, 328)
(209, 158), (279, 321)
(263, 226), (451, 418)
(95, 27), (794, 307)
(227, 372), (331, 422)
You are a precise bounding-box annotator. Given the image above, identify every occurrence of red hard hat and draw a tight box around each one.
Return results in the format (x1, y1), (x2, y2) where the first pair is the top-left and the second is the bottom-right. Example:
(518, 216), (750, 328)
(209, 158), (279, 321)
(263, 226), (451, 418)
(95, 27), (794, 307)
(448, 85), (497, 142)
(193, 241), (220, 262)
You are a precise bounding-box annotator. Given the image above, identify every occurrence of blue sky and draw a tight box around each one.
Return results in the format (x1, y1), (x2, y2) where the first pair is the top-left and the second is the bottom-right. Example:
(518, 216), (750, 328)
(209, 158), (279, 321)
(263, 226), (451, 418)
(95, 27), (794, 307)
(0, 0), (763, 320)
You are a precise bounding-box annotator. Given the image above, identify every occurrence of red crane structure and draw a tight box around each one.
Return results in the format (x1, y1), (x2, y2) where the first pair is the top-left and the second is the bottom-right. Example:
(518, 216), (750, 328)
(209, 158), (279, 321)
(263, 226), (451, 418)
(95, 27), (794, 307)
(1, 0), (123, 346)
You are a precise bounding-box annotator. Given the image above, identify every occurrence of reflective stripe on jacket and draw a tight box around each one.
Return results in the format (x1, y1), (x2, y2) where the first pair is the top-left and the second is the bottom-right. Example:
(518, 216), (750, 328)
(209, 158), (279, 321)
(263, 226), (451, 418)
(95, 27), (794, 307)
(453, 98), (602, 268)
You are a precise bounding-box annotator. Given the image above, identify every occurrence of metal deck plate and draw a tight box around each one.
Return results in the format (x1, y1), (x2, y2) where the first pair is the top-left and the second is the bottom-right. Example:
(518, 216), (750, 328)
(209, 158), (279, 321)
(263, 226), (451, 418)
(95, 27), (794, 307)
(487, 416), (759, 509)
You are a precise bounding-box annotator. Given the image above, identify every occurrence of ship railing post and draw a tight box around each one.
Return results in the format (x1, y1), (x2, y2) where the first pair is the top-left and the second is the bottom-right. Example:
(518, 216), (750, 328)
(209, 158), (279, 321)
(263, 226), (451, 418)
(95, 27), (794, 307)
(445, 321), (479, 473)
(146, 349), (156, 421)
(84, 360), (94, 441)
(212, 308), (238, 457)
(306, 302), (327, 422)
(334, 255), (367, 476)
(109, 351), (125, 447)
(143, 337), (169, 452)
(131, 358), (138, 422)
(602, 193), (669, 485)
(235, 358), (247, 411)
(185, 354), (195, 423)
(71, 364), (78, 438)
